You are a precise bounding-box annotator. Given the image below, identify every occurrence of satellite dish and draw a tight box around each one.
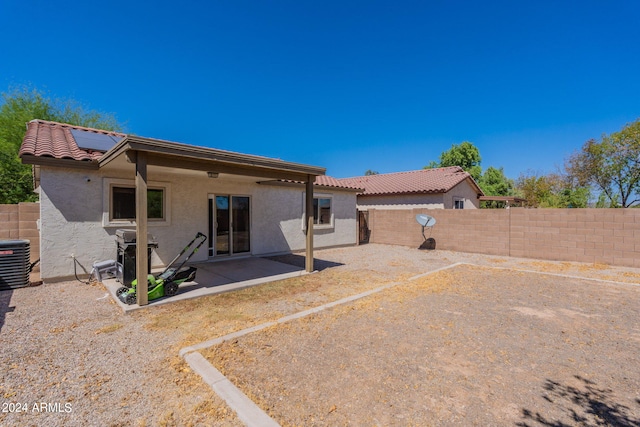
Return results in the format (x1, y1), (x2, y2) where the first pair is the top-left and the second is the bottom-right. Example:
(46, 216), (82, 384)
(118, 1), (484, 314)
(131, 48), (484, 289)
(416, 214), (436, 227)
(416, 214), (436, 245)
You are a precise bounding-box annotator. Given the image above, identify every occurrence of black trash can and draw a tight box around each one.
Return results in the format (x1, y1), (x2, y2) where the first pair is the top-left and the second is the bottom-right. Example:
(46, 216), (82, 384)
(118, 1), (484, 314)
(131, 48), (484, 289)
(115, 230), (158, 286)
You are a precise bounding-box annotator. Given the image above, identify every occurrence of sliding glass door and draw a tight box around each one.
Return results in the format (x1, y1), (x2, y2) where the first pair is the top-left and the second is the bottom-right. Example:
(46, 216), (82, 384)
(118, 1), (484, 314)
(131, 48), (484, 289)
(208, 195), (250, 257)
(214, 196), (230, 256)
(232, 196), (250, 253)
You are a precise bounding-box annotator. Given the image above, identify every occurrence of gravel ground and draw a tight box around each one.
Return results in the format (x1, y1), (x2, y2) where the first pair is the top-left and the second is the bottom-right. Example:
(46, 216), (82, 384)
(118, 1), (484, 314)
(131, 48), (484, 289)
(0, 281), (239, 427)
(206, 263), (640, 426)
(1, 244), (639, 426)
(271, 244), (640, 285)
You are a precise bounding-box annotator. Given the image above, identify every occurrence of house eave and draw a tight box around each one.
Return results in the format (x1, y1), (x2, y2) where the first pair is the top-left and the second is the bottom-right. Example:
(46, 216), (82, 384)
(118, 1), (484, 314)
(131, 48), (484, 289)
(99, 136), (326, 181)
(20, 155), (100, 170)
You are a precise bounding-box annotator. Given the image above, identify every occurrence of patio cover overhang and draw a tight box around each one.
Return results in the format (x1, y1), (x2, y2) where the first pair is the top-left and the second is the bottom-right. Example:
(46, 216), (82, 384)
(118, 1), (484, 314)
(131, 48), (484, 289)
(99, 135), (326, 305)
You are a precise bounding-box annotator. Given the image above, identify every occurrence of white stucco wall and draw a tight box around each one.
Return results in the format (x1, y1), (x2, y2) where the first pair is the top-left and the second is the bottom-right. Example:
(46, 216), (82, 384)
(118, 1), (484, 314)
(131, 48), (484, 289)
(38, 165), (357, 281)
(253, 187), (357, 254)
(39, 167), (114, 281)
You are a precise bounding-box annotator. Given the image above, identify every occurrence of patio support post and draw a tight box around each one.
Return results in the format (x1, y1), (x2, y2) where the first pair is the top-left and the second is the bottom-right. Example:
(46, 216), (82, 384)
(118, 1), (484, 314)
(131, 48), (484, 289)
(305, 176), (314, 272)
(135, 151), (149, 306)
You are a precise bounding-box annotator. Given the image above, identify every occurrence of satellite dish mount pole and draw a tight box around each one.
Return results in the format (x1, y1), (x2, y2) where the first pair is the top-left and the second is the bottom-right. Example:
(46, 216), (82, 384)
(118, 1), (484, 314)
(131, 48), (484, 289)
(415, 214), (436, 249)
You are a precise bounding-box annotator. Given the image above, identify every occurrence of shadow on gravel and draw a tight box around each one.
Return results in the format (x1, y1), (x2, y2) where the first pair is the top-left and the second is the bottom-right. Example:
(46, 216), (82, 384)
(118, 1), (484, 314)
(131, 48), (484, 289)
(265, 254), (344, 271)
(517, 375), (640, 427)
(0, 289), (15, 333)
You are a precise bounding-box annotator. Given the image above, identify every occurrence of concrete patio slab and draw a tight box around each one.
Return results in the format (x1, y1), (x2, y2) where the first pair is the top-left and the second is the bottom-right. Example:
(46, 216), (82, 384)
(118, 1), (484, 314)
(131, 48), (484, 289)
(103, 257), (307, 313)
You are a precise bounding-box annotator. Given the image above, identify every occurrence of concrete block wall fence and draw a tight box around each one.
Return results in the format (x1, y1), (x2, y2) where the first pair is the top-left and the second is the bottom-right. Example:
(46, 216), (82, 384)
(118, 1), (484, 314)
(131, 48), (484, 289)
(367, 208), (640, 269)
(2, 204), (639, 270)
(0, 203), (40, 267)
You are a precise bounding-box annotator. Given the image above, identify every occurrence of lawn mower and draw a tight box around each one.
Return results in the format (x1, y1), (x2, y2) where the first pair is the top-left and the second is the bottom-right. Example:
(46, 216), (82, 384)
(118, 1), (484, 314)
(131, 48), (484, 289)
(117, 232), (207, 305)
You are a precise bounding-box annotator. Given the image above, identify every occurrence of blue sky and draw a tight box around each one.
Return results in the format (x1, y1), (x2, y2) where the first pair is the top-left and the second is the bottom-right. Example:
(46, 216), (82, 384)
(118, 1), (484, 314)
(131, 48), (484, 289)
(2, 0), (639, 179)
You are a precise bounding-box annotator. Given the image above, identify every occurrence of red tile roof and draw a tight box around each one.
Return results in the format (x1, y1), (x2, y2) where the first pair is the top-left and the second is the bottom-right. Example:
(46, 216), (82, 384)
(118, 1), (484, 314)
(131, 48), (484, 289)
(19, 121), (475, 195)
(274, 176), (363, 190)
(19, 120), (348, 187)
(314, 175), (363, 190)
(19, 120), (126, 162)
(338, 167), (483, 195)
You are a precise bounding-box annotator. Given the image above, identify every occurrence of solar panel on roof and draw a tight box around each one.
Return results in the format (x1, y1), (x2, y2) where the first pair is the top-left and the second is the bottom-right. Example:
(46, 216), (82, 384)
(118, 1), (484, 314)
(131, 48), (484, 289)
(71, 128), (123, 152)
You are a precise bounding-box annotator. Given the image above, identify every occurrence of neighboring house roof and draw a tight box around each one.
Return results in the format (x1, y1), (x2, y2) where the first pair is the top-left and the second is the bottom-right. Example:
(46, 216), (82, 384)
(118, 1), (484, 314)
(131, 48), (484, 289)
(338, 167), (484, 196)
(19, 120), (126, 162)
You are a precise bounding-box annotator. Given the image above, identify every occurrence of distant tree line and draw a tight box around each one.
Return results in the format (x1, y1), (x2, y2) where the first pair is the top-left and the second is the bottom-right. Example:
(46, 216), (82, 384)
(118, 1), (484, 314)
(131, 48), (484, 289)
(3, 85), (639, 208)
(421, 120), (640, 208)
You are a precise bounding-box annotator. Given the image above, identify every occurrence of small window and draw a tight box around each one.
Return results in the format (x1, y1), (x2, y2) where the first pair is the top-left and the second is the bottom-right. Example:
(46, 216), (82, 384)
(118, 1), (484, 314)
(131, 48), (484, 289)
(111, 187), (164, 220)
(147, 189), (164, 219)
(454, 198), (465, 209)
(313, 197), (332, 225)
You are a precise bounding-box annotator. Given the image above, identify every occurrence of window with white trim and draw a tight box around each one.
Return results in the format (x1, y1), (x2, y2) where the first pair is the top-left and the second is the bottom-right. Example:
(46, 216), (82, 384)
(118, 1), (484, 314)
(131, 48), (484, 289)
(313, 197), (332, 225)
(454, 198), (465, 209)
(103, 178), (171, 227)
(302, 192), (334, 229)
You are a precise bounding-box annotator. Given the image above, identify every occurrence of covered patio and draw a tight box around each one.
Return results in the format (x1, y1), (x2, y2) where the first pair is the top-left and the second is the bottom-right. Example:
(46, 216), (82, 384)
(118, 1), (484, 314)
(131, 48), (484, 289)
(98, 135), (325, 306)
(103, 256), (307, 312)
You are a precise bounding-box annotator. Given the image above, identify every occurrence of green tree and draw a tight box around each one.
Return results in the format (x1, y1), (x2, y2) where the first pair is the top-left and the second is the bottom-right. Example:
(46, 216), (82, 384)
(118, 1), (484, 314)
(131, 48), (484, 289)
(0, 86), (122, 203)
(364, 169), (379, 176)
(516, 173), (555, 208)
(479, 166), (513, 195)
(0, 140), (35, 204)
(566, 119), (640, 208)
(516, 171), (589, 208)
(595, 192), (620, 208)
(424, 160), (439, 169)
(477, 166), (515, 208)
(425, 141), (482, 180)
(558, 175), (590, 208)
